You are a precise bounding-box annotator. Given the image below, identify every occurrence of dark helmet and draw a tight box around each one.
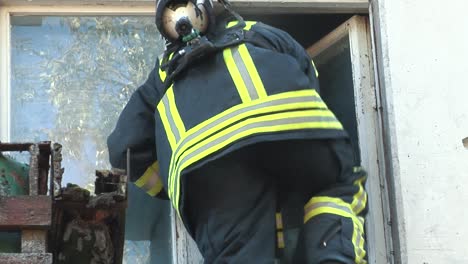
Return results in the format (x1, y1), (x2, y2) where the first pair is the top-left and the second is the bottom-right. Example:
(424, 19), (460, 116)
(155, 0), (216, 42)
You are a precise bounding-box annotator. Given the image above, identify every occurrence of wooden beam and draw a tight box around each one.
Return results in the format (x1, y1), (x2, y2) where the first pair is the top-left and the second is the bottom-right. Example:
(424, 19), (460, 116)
(0, 142), (50, 152)
(0, 196), (51, 229)
(0, 0), (369, 14)
(0, 253), (52, 264)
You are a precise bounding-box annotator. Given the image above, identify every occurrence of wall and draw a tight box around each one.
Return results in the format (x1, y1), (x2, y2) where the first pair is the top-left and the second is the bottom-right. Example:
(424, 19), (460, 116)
(374, 0), (468, 262)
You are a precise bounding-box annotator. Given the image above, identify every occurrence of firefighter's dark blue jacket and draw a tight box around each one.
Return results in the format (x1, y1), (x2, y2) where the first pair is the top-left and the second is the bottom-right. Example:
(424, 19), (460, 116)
(108, 18), (348, 217)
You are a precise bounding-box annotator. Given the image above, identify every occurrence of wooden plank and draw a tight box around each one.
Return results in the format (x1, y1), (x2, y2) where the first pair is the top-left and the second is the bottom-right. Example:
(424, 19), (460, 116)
(230, 0), (368, 14)
(0, 253), (52, 264)
(0, 142), (50, 152)
(0, 196), (51, 229)
(21, 230), (47, 253)
(307, 19), (351, 59)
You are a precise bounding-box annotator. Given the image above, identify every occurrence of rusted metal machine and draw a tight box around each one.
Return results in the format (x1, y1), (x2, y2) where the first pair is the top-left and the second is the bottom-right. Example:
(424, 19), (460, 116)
(0, 142), (128, 264)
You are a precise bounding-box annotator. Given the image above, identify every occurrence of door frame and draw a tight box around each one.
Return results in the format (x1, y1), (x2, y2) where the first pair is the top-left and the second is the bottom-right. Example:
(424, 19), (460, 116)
(308, 15), (393, 264)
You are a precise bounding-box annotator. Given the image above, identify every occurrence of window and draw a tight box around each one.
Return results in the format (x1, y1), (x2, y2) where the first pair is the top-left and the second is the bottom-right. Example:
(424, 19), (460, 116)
(1, 6), (173, 264)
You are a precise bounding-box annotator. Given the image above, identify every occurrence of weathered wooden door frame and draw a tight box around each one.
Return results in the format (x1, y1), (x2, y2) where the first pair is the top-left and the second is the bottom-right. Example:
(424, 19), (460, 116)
(308, 15), (393, 264)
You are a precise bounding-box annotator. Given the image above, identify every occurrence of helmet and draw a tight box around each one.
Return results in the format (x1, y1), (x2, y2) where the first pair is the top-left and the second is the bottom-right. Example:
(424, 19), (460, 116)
(156, 0), (215, 42)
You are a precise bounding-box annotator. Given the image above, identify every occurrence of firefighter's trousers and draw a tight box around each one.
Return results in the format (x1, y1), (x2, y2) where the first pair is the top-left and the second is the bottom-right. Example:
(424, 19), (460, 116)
(184, 139), (368, 264)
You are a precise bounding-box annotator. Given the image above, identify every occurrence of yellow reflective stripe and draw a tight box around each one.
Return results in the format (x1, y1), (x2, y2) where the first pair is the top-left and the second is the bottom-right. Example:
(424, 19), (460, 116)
(226, 21), (257, 30)
(351, 176), (367, 215)
(277, 231), (285, 249)
(238, 44), (267, 98)
(276, 213), (285, 249)
(157, 89), (177, 150)
(311, 59), (319, 78)
(223, 48), (251, 102)
(276, 212), (283, 230)
(244, 21), (256, 30)
(353, 221), (367, 263)
(304, 196), (367, 263)
(353, 166), (364, 173)
(173, 110), (342, 212)
(166, 87), (186, 138)
(135, 162), (157, 188)
(147, 178), (164, 196)
(167, 90), (327, 204)
(223, 21), (265, 102)
(159, 65), (167, 82)
(158, 52), (175, 82)
(157, 85), (186, 152)
(163, 87), (186, 200)
(304, 196), (363, 231)
(167, 90), (326, 192)
(134, 161), (163, 196)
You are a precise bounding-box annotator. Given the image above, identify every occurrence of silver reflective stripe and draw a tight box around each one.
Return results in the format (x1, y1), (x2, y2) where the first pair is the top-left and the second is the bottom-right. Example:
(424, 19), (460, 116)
(142, 172), (159, 192)
(168, 94), (324, 176)
(162, 94), (181, 142)
(231, 46), (259, 100)
(353, 186), (367, 214)
(305, 201), (353, 216)
(355, 228), (365, 261)
(176, 115), (339, 176)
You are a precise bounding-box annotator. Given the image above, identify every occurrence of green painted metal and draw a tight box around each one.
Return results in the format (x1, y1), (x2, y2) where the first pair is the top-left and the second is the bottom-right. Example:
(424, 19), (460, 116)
(0, 232), (21, 253)
(0, 153), (29, 196)
(0, 153), (29, 253)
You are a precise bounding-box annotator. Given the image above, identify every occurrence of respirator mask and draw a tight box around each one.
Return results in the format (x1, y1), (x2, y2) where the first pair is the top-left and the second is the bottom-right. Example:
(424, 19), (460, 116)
(156, 0), (215, 43)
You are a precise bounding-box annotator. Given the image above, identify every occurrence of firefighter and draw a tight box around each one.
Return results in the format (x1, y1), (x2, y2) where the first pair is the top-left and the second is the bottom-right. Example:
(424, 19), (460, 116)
(107, 0), (368, 263)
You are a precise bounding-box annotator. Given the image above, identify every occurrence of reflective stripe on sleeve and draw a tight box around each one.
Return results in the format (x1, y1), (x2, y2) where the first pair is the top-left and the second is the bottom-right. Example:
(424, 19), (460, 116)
(276, 212), (283, 230)
(351, 175), (368, 216)
(277, 231), (285, 249)
(135, 161), (164, 197)
(276, 212), (285, 249)
(304, 196), (367, 264)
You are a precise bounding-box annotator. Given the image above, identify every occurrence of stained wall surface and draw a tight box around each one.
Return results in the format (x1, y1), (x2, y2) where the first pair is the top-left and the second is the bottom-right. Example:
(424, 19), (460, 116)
(376, 0), (468, 262)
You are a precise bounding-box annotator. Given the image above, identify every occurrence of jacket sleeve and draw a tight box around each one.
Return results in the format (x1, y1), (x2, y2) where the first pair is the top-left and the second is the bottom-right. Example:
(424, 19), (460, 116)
(251, 22), (320, 92)
(107, 66), (168, 199)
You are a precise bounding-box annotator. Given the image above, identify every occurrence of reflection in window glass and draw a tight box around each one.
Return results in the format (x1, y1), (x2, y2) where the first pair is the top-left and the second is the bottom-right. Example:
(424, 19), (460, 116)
(10, 16), (171, 263)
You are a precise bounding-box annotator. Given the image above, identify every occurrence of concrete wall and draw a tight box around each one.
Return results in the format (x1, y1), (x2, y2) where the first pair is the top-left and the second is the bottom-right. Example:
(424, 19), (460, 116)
(375, 0), (468, 262)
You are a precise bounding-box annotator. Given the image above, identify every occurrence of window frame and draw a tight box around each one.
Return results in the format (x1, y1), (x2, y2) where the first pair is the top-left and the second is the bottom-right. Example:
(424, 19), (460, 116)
(0, 1), (396, 264)
(0, 5), (181, 264)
